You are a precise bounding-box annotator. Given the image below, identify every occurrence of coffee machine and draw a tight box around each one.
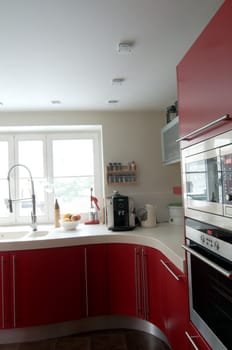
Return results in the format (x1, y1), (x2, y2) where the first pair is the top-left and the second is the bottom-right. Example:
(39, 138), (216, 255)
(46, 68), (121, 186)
(106, 191), (135, 231)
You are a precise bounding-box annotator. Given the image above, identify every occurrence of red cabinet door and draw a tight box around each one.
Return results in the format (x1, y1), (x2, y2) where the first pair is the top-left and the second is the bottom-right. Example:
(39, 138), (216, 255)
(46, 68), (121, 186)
(185, 323), (212, 350)
(81, 244), (108, 318)
(159, 253), (189, 350)
(107, 243), (138, 317)
(10, 246), (82, 327)
(145, 247), (163, 329)
(177, 0), (232, 146)
(0, 253), (11, 329)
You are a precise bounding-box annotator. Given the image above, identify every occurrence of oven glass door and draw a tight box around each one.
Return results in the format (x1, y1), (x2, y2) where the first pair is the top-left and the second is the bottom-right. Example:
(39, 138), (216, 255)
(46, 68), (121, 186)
(187, 243), (232, 350)
(184, 149), (223, 215)
(221, 144), (232, 217)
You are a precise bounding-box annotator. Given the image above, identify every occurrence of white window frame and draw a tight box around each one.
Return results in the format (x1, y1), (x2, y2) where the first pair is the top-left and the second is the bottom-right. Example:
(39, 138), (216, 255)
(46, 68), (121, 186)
(0, 125), (104, 226)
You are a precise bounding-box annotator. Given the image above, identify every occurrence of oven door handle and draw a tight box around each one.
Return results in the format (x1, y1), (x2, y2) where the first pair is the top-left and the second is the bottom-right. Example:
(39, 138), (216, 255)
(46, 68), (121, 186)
(182, 244), (232, 279)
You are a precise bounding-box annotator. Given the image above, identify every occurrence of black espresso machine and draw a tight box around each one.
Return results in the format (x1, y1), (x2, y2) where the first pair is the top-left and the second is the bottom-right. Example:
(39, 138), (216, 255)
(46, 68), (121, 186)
(106, 191), (136, 231)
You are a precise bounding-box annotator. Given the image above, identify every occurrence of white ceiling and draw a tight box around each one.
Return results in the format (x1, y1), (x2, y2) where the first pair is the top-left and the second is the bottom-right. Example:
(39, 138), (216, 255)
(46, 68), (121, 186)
(0, 0), (224, 112)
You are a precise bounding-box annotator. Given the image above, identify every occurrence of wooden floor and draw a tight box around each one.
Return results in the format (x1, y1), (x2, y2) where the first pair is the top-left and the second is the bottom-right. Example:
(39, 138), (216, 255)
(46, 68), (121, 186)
(0, 329), (170, 350)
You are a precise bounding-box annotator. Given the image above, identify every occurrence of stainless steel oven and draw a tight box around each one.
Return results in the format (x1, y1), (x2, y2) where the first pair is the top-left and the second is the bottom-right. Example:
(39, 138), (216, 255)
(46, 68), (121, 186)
(182, 218), (232, 350)
(182, 129), (232, 231)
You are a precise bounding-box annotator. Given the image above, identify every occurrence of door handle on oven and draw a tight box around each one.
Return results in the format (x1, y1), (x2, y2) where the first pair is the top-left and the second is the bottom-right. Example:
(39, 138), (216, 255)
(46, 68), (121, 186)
(176, 114), (231, 142)
(182, 244), (232, 279)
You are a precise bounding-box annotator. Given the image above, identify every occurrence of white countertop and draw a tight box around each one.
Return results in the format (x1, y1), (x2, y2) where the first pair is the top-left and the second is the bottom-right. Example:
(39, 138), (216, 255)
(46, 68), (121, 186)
(0, 223), (186, 272)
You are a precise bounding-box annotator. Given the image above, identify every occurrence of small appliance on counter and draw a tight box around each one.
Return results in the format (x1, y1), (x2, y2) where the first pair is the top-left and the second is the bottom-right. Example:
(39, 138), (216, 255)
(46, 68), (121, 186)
(106, 191), (135, 231)
(137, 204), (157, 228)
(168, 203), (183, 225)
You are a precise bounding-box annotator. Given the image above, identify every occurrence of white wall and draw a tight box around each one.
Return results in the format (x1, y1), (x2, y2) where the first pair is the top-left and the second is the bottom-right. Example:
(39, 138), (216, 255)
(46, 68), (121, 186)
(0, 110), (181, 222)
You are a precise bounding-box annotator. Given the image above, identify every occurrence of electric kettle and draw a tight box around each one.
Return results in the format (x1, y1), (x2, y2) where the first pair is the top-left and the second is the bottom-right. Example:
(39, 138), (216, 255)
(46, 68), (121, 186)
(139, 204), (157, 228)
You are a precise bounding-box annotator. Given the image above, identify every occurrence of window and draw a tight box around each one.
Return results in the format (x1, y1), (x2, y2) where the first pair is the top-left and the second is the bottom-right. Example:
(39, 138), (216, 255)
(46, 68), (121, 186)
(0, 126), (104, 225)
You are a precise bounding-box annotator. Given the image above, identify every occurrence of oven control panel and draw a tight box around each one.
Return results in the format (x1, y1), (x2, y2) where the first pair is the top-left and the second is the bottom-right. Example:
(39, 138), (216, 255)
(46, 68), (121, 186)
(200, 233), (220, 251)
(186, 218), (232, 262)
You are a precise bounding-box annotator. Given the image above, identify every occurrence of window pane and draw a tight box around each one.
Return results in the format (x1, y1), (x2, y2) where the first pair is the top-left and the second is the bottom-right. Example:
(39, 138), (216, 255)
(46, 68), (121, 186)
(0, 180), (10, 218)
(54, 176), (94, 213)
(0, 141), (9, 178)
(18, 140), (44, 177)
(18, 140), (45, 217)
(53, 139), (94, 177)
(53, 139), (95, 213)
(0, 142), (9, 218)
(19, 178), (45, 217)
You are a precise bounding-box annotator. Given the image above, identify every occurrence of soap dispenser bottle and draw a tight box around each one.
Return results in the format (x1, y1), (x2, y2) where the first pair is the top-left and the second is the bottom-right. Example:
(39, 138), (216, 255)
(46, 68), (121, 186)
(54, 198), (60, 228)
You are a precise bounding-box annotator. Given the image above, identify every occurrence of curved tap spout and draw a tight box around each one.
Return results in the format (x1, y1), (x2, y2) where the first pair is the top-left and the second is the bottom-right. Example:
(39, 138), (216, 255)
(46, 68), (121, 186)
(7, 164), (37, 231)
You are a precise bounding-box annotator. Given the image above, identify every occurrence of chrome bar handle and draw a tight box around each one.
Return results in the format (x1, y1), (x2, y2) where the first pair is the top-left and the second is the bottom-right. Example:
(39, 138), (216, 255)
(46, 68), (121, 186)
(84, 248), (89, 317)
(12, 255), (16, 328)
(134, 248), (142, 317)
(141, 248), (149, 320)
(176, 114), (231, 142)
(160, 259), (182, 281)
(1, 256), (5, 328)
(182, 244), (232, 279)
(185, 331), (200, 350)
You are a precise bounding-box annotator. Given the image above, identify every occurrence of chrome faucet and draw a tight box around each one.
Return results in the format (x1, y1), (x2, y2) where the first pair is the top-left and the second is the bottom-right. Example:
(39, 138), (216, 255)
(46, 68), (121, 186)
(7, 164), (37, 231)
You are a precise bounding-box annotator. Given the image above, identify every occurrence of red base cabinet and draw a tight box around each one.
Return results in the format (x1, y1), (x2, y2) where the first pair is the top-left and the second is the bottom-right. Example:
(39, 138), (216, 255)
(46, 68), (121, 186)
(81, 244), (108, 318)
(177, 0), (232, 146)
(0, 247), (82, 328)
(10, 246), (82, 328)
(159, 252), (189, 350)
(185, 323), (212, 350)
(0, 253), (11, 329)
(1, 242), (213, 350)
(107, 244), (163, 327)
(107, 244), (138, 318)
(145, 247), (163, 328)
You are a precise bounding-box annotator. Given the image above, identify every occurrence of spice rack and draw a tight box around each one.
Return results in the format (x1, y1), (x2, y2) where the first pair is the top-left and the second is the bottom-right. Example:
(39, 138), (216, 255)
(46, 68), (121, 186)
(106, 162), (137, 185)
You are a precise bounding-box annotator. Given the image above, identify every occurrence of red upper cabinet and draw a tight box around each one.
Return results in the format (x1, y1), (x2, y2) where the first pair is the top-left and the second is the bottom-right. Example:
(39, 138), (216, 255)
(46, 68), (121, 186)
(177, 0), (232, 147)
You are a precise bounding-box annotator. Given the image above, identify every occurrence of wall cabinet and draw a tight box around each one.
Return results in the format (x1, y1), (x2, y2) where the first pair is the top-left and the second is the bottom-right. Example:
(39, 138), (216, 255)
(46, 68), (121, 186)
(161, 117), (180, 164)
(177, 0), (232, 147)
(159, 253), (189, 350)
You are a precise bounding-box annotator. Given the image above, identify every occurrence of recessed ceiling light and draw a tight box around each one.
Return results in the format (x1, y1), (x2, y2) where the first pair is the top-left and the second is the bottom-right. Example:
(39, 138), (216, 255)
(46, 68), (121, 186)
(51, 100), (61, 104)
(112, 78), (125, 85)
(108, 100), (119, 104)
(117, 42), (134, 54)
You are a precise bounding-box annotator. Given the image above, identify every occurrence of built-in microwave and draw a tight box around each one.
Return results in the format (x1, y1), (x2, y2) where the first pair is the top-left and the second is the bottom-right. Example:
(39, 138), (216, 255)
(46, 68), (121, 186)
(181, 129), (232, 231)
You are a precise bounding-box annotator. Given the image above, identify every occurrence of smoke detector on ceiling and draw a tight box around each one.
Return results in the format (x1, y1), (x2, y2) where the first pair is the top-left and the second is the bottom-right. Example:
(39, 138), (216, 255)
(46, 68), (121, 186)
(117, 42), (133, 54)
(112, 78), (125, 85)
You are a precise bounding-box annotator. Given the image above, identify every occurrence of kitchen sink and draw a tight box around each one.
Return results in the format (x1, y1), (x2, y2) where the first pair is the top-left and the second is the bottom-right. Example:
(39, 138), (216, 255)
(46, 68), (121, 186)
(27, 230), (49, 238)
(0, 231), (29, 240)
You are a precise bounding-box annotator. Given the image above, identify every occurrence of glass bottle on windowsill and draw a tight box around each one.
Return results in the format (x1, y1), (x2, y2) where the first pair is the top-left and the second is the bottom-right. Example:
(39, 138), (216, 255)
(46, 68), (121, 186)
(54, 199), (61, 228)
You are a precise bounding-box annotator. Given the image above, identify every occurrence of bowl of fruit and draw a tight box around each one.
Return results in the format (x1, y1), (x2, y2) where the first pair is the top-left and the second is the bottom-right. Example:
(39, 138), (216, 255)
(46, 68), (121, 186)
(61, 213), (81, 231)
